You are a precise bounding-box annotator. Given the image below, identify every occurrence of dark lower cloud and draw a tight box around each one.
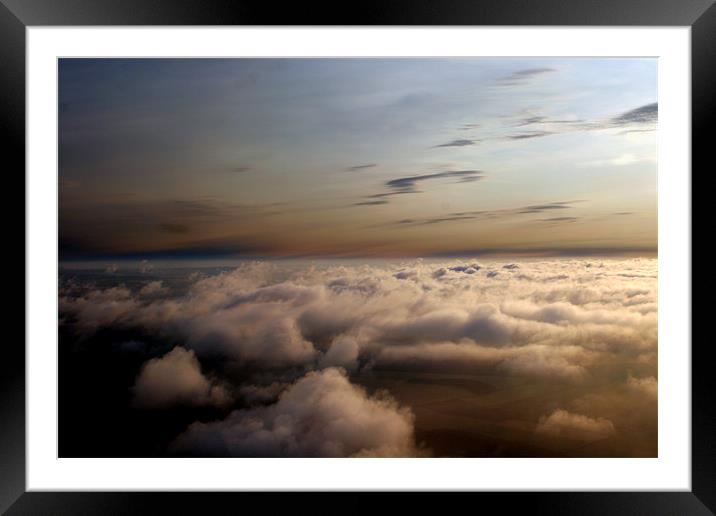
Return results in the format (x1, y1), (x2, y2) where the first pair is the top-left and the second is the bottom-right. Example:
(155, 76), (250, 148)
(59, 197), (285, 260)
(60, 236), (276, 261)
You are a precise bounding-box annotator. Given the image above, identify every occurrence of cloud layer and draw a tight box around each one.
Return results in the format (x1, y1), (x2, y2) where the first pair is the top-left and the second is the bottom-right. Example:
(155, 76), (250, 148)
(60, 257), (657, 457)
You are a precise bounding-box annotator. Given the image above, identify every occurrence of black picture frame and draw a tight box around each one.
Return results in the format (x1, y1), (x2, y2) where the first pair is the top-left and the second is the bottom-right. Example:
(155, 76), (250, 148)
(2, 1), (711, 514)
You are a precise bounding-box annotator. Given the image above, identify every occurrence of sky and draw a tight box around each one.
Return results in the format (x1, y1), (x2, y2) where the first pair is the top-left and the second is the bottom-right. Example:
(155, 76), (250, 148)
(58, 58), (657, 260)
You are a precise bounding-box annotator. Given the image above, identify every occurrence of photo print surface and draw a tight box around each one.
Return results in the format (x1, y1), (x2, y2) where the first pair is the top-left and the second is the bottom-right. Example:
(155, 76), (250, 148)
(58, 58), (657, 458)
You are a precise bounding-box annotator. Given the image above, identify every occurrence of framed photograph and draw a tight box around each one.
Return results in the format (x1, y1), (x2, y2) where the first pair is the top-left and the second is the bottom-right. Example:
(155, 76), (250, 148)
(3, 0), (711, 513)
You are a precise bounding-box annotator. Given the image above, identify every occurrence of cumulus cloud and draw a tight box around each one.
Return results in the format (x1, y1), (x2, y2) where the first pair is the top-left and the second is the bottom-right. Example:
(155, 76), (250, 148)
(449, 263), (481, 273)
(238, 382), (286, 405)
(394, 270), (418, 280)
(535, 409), (616, 440)
(60, 258), (658, 379)
(132, 347), (231, 409)
(59, 285), (139, 332)
(60, 258), (657, 456)
(139, 280), (169, 298)
(139, 260), (153, 274)
(319, 335), (360, 370)
(627, 374), (657, 398)
(171, 368), (421, 457)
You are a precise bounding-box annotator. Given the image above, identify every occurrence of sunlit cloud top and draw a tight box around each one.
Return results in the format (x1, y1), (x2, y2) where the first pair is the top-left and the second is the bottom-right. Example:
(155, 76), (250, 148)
(59, 58), (657, 260)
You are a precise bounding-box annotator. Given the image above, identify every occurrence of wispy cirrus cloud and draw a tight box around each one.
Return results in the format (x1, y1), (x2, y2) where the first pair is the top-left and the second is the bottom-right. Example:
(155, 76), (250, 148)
(610, 102), (657, 126)
(536, 216), (580, 224)
(229, 166), (252, 174)
(497, 67), (556, 86)
(436, 103), (658, 147)
(346, 164), (377, 172)
(382, 200), (585, 228)
(579, 153), (656, 168)
(354, 200), (389, 206)
(385, 170), (484, 193)
(506, 131), (555, 140)
(514, 116), (585, 127)
(434, 139), (477, 148)
(405, 215), (478, 226)
(354, 170), (485, 207)
(518, 201), (581, 214)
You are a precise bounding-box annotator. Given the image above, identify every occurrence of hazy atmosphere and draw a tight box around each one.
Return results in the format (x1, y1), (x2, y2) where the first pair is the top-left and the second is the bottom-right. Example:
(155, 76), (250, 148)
(59, 58), (657, 458)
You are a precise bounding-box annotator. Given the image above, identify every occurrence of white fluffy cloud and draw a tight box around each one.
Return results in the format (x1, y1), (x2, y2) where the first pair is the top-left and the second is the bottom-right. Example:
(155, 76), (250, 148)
(535, 409), (616, 440)
(132, 347), (231, 409)
(171, 368), (421, 457)
(60, 258), (657, 456)
(61, 258), (657, 378)
(139, 280), (169, 298)
(319, 335), (360, 370)
(627, 374), (657, 398)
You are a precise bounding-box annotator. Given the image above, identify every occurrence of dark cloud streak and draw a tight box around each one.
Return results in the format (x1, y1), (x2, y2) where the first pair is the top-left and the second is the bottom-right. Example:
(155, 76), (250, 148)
(434, 139), (476, 148)
(386, 170), (484, 192)
(346, 164), (377, 172)
(497, 67), (556, 86)
(611, 102), (657, 126)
